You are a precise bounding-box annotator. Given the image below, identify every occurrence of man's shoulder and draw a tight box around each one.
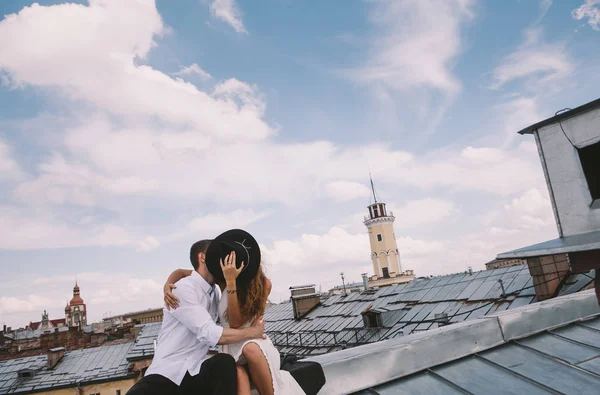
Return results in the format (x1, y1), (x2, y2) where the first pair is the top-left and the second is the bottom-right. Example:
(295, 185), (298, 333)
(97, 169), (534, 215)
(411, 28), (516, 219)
(174, 276), (197, 292)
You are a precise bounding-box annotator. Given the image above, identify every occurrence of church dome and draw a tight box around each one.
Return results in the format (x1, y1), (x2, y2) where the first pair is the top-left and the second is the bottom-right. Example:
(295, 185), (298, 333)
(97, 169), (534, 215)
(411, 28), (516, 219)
(70, 281), (84, 305)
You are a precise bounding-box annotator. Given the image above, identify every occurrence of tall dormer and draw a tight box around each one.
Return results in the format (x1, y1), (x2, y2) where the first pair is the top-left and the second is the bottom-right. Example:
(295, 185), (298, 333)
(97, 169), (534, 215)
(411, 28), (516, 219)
(363, 177), (402, 278)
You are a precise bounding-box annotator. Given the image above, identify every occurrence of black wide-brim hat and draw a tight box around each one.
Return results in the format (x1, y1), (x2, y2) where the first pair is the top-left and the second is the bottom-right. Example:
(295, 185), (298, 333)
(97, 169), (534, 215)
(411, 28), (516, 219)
(205, 229), (261, 284)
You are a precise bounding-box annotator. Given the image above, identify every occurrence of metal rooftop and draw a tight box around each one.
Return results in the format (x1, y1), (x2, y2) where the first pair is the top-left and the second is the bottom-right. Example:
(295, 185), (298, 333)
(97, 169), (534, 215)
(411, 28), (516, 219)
(516, 97), (600, 135)
(0, 342), (135, 394)
(126, 323), (161, 361)
(497, 230), (600, 259)
(305, 289), (600, 395)
(264, 264), (594, 357)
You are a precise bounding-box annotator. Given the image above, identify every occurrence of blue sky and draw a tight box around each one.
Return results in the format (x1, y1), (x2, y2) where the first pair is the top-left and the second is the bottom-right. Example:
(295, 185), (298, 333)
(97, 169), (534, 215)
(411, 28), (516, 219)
(0, 0), (599, 328)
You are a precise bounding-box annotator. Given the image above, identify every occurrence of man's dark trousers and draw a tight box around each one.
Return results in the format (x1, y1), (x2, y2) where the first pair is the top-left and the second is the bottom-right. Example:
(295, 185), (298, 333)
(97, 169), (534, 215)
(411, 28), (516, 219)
(126, 353), (237, 395)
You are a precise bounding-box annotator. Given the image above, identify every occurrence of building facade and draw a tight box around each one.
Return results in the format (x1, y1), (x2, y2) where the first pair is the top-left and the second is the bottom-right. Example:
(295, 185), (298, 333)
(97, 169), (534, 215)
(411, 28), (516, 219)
(484, 258), (527, 270)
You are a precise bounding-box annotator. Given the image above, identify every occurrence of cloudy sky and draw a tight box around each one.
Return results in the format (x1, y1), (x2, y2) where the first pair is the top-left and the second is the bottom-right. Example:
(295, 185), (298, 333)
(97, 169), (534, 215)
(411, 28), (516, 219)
(0, 0), (599, 328)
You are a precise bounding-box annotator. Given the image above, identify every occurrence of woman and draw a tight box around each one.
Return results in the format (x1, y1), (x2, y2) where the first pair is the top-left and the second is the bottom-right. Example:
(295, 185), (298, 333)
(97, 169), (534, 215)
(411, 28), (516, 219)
(164, 232), (304, 395)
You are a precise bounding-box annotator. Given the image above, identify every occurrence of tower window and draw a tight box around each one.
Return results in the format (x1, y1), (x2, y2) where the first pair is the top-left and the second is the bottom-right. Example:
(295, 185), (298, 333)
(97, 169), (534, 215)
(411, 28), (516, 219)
(382, 267), (390, 278)
(373, 206), (379, 217)
(578, 141), (600, 202)
(377, 234), (383, 242)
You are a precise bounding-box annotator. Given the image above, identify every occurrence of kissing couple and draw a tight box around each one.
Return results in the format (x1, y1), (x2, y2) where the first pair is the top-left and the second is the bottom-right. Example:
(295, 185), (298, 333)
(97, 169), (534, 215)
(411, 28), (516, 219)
(126, 229), (306, 395)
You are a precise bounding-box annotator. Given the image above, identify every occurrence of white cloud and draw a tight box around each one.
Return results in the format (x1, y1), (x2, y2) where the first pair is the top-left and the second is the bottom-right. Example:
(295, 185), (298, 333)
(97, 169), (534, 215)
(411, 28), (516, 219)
(326, 181), (371, 202)
(494, 96), (543, 147)
(393, 198), (456, 229)
(502, 188), (555, 231)
(0, 0), (270, 141)
(489, 27), (574, 90)
(0, 295), (60, 315)
(261, 227), (369, 268)
(173, 63), (212, 80)
(188, 209), (272, 235)
(351, 0), (475, 95)
(572, 0), (600, 31)
(0, 138), (24, 180)
(137, 236), (160, 252)
(0, 206), (133, 250)
(209, 0), (247, 34)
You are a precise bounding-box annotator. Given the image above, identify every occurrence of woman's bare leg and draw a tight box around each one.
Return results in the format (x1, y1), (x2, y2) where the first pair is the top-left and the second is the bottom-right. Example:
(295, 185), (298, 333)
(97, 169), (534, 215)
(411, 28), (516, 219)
(242, 343), (274, 395)
(237, 365), (252, 395)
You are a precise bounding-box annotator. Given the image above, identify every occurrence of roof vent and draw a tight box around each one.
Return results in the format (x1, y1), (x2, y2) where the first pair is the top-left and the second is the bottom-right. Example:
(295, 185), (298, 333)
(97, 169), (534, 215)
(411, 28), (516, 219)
(362, 310), (383, 328)
(435, 313), (450, 327)
(17, 369), (36, 379)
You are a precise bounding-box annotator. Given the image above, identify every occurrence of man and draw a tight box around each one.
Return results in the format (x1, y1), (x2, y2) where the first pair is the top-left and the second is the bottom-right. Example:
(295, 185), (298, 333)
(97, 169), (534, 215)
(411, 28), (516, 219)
(127, 239), (265, 395)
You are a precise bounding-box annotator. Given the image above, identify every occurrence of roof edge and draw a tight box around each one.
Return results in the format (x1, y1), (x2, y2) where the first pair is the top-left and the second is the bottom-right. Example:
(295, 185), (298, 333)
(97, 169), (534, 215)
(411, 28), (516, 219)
(306, 290), (600, 395)
(517, 97), (600, 135)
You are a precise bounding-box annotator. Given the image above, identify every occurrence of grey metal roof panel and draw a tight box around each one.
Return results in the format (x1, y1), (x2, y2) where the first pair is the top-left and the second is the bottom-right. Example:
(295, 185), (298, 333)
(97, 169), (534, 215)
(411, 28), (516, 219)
(518, 332), (600, 364)
(0, 343), (134, 394)
(497, 229), (600, 259)
(557, 271), (596, 296)
(468, 280), (499, 301)
(443, 280), (471, 300)
(550, 323), (600, 349)
(579, 356), (600, 375)
(456, 279), (484, 300)
(480, 343), (600, 393)
(433, 356), (551, 395)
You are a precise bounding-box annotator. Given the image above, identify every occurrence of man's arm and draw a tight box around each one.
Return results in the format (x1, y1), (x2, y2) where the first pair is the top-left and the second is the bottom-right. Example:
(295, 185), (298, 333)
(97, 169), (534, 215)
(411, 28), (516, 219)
(217, 318), (265, 345)
(163, 269), (193, 310)
(169, 282), (264, 347)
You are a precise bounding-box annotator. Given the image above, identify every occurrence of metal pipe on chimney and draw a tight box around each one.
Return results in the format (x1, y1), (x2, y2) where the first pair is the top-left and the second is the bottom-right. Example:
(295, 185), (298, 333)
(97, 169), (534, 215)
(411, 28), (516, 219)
(362, 273), (369, 291)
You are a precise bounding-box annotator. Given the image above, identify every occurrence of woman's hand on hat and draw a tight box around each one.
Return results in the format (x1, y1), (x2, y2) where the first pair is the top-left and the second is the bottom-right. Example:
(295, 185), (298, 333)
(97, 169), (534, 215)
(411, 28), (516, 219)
(221, 251), (245, 286)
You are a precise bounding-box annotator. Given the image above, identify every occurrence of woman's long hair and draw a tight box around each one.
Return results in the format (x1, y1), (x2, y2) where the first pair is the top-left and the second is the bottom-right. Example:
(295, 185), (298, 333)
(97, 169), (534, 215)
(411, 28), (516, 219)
(238, 266), (269, 320)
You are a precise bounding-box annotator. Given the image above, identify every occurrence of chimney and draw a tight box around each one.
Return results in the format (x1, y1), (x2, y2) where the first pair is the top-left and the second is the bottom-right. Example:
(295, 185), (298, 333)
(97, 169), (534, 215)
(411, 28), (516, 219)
(362, 273), (369, 291)
(525, 254), (570, 301)
(47, 347), (65, 369)
(289, 285), (320, 320)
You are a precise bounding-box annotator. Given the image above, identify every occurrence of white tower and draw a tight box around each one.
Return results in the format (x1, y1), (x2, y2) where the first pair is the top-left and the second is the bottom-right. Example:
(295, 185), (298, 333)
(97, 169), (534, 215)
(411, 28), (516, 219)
(363, 177), (402, 278)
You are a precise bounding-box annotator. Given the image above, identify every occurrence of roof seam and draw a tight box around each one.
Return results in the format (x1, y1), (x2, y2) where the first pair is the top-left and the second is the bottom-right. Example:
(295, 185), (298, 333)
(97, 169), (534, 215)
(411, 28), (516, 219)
(512, 340), (600, 380)
(425, 368), (473, 394)
(546, 331), (600, 352)
(472, 353), (562, 394)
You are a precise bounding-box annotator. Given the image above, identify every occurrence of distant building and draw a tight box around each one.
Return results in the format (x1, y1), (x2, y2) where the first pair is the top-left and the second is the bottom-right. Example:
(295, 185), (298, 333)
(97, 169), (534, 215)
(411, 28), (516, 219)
(328, 281), (364, 295)
(65, 282), (87, 328)
(498, 98), (600, 303)
(363, 178), (415, 288)
(484, 258), (527, 270)
(27, 311), (66, 331)
(103, 307), (164, 328)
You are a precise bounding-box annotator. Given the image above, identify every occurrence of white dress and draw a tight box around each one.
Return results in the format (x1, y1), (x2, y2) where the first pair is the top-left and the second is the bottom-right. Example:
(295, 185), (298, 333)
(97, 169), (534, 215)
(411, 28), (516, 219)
(218, 295), (305, 395)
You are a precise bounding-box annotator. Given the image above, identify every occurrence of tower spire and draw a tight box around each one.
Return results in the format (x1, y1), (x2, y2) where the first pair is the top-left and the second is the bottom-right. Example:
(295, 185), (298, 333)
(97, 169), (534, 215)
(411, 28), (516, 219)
(369, 172), (378, 203)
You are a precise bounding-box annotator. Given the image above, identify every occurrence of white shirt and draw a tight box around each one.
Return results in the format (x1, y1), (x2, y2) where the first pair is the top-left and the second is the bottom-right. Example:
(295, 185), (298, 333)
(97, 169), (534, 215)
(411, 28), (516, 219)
(145, 271), (223, 385)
